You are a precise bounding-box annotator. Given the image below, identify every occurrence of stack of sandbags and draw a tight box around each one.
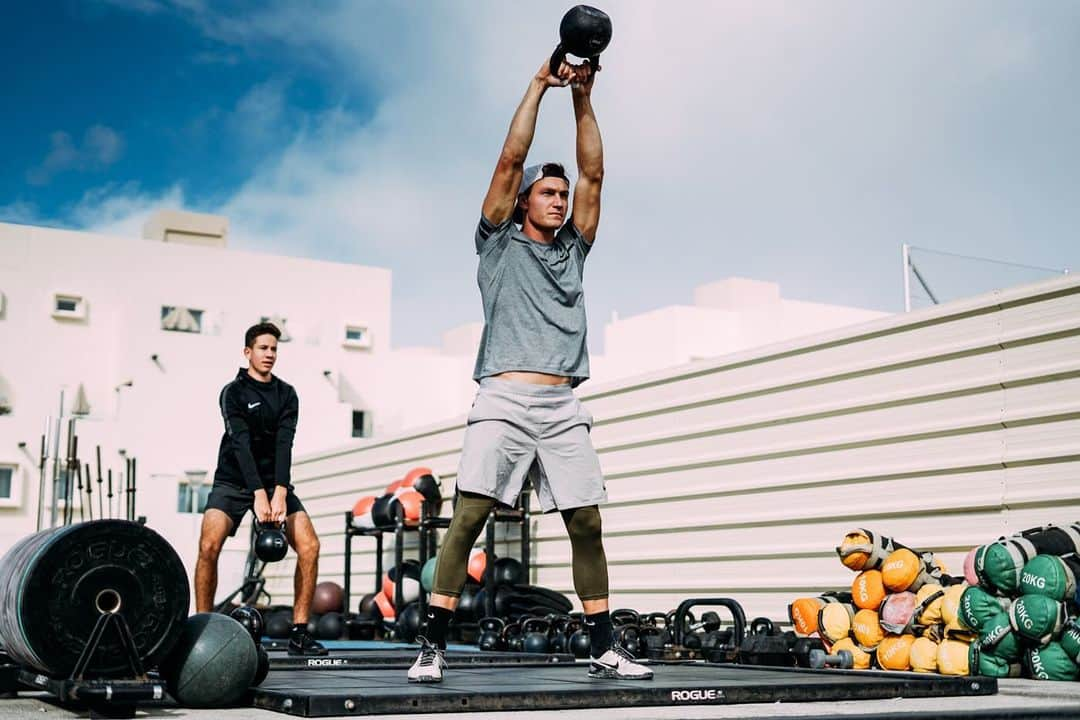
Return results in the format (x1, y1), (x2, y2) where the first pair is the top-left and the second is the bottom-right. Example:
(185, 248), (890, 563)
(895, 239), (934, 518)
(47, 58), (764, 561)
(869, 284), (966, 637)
(967, 523), (1080, 681)
(789, 528), (971, 673)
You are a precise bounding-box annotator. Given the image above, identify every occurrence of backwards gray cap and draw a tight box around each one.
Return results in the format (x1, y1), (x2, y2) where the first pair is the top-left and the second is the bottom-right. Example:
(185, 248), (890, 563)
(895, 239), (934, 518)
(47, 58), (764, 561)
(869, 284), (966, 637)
(513, 162), (571, 225)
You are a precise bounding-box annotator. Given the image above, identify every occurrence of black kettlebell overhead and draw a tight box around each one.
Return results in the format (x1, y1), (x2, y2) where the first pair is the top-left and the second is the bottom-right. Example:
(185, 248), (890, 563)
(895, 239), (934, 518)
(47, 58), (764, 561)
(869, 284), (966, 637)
(549, 5), (612, 78)
(254, 521), (288, 562)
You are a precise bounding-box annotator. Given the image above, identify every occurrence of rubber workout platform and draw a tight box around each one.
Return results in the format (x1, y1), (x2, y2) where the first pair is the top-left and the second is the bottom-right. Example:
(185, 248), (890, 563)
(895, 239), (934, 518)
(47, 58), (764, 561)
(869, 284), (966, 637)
(268, 649), (574, 670)
(252, 663), (996, 717)
(261, 639), (575, 669)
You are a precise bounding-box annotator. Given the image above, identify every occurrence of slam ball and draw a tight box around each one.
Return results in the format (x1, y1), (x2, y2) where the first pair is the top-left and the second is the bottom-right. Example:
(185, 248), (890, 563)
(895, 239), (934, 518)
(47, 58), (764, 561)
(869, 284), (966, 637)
(163, 613), (258, 708)
(252, 645), (270, 687)
(312, 581), (344, 614)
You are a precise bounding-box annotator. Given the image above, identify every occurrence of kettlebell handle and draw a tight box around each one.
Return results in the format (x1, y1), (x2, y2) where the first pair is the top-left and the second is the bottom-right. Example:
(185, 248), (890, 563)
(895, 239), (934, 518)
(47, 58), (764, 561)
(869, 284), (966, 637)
(549, 45), (600, 80)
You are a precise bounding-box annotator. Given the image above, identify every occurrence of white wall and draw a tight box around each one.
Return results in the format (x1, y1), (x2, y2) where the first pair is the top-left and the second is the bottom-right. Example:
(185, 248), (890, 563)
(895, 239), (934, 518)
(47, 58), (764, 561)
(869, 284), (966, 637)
(270, 273), (1080, 623)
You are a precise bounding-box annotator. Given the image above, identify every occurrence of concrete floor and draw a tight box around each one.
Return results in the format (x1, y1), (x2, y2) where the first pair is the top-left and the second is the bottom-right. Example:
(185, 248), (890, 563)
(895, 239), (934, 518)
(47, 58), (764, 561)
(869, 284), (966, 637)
(3, 679), (1080, 720)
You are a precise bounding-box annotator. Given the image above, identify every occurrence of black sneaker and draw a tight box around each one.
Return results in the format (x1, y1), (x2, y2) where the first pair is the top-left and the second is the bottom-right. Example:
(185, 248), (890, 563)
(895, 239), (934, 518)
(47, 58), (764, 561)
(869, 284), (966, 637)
(288, 627), (329, 656)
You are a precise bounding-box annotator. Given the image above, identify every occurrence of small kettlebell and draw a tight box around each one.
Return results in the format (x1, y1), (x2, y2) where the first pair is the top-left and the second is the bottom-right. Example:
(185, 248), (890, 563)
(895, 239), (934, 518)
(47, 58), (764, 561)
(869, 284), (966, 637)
(254, 521), (288, 562)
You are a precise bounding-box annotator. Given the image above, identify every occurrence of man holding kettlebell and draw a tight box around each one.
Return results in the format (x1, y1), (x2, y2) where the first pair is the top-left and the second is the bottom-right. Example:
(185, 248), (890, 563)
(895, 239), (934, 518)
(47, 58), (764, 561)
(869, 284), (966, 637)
(408, 50), (652, 683)
(195, 321), (327, 656)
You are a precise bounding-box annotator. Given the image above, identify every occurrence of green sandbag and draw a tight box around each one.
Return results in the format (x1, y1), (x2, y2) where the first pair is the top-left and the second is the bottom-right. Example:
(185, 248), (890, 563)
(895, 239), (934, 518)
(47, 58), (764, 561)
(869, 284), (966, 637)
(979, 612), (1021, 662)
(976, 541), (1032, 596)
(975, 524), (1080, 596)
(968, 644), (1022, 678)
(959, 586), (1010, 632)
(1060, 618), (1080, 663)
(1020, 554), (1080, 604)
(1025, 642), (1080, 681)
(1009, 595), (1067, 647)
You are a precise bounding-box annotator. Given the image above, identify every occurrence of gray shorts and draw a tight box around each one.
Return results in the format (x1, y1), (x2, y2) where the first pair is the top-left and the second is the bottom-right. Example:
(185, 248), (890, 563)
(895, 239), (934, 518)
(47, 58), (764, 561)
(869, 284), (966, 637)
(456, 377), (607, 512)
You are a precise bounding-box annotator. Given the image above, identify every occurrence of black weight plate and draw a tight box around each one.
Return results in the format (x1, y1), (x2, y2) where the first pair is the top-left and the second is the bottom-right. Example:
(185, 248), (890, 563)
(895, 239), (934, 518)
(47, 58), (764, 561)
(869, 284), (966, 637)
(0, 527), (63, 670)
(5, 521), (189, 677)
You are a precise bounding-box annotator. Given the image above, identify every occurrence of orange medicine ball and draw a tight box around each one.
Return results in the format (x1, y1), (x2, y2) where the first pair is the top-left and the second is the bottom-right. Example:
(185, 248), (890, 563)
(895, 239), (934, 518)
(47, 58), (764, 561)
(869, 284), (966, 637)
(468, 549), (488, 583)
(350, 495), (377, 529)
(393, 490), (424, 526)
(373, 590), (395, 621)
(399, 467), (444, 509)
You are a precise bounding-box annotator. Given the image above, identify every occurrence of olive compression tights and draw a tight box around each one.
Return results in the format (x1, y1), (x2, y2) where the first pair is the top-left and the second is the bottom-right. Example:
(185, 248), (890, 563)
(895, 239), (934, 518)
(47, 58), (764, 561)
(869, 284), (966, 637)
(431, 491), (609, 600)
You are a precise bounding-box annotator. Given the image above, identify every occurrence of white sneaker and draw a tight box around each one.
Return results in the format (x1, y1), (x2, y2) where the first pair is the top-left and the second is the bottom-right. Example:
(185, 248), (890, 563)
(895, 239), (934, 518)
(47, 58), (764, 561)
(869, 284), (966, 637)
(588, 646), (654, 680)
(407, 637), (446, 683)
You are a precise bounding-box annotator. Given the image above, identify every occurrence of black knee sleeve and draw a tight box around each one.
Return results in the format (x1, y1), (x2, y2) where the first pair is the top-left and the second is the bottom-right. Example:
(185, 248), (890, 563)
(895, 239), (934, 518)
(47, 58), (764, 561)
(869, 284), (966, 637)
(562, 505), (609, 600)
(431, 491), (495, 597)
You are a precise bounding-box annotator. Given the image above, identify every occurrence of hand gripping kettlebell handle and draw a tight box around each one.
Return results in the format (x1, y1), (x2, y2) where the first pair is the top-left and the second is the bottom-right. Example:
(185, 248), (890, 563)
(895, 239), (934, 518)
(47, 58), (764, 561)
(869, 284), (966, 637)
(549, 44), (600, 79)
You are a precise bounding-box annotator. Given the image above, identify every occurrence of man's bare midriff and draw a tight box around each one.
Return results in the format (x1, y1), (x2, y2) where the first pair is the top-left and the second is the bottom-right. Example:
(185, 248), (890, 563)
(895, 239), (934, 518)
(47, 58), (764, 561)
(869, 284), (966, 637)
(494, 371), (571, 385)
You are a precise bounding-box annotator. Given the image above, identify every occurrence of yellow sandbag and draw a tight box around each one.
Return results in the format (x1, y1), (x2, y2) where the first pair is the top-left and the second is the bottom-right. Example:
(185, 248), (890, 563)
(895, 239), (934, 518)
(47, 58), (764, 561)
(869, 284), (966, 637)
(910, 636), (939, 673)
(818, 602), (855, 643)
(831, 637), (872, 670)
(852, 608), (885, 650)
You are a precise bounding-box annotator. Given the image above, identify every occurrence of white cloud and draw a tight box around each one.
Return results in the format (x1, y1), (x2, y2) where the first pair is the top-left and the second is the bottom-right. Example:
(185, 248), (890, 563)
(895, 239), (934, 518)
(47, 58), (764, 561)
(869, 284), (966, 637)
(228, 78), (290, 151)
(0, 200), (45, 226)
(85, 125), (125, 165)
(27, 125), (125, 186)
(72, 182), (186, 238)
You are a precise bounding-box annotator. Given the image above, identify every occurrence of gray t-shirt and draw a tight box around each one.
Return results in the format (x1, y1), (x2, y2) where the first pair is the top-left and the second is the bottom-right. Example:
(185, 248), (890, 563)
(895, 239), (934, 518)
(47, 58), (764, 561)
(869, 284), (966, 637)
(472, 216), (592, 387)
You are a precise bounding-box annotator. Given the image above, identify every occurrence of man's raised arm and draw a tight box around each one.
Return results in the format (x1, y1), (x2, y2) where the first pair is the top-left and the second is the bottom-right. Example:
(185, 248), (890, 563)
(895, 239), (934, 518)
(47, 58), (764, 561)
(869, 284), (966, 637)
(482, 60), (574, 225)
(570, 66), (603, 243)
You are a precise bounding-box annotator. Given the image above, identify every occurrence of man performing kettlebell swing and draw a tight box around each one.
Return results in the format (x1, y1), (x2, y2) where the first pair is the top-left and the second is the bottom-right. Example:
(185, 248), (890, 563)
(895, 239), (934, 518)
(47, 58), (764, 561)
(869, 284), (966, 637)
(409, 10), (651, 683)
(194, 321), (328, 656)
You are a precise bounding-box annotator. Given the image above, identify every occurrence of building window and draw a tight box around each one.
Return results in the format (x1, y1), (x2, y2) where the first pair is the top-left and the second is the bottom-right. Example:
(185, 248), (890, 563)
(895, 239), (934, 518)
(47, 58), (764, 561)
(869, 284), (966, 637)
(352, 410), (372, 438)
(260, 315), (291, 342)
(0, 465), (18, 507)
(0, 466), (12, 498)
(52, 293), (88, 320)
(177, 481), (212, 514)
(161, 306), (204, 333)
(343, 324), (372, 349)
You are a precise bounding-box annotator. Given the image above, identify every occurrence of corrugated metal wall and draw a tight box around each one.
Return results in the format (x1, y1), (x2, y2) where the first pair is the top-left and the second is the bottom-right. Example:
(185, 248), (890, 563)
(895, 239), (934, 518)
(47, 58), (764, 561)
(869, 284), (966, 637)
(265, 274), (1080, 622)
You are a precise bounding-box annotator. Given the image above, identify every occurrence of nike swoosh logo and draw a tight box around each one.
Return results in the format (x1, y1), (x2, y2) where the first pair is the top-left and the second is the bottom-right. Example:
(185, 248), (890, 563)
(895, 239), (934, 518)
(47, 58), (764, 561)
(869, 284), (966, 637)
(248, 402), (261, 409)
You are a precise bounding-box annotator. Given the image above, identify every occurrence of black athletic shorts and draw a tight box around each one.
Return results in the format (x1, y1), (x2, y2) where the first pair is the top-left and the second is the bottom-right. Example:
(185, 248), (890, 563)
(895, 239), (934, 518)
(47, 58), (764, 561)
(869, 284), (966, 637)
(205, 483), (306, 536)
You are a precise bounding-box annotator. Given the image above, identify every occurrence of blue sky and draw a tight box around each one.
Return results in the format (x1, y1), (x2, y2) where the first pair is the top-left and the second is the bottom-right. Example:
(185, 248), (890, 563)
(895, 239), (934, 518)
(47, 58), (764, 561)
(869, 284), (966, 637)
(4, 1), (1079, 349)
(1, 1), (371, 217)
